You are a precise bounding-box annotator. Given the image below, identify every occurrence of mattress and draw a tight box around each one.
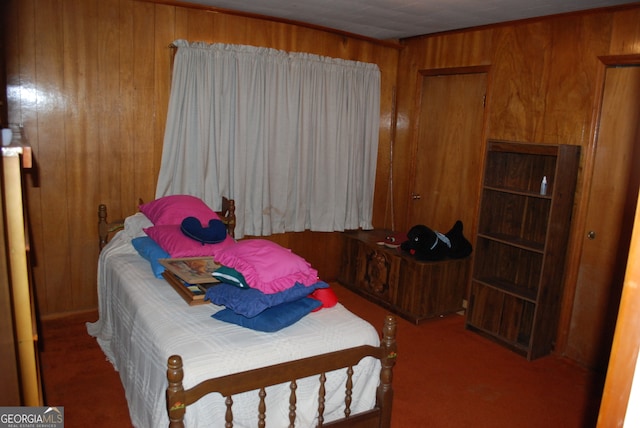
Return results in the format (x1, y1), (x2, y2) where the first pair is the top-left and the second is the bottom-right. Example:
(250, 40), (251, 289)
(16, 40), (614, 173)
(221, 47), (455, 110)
(87, 227), (381, 427)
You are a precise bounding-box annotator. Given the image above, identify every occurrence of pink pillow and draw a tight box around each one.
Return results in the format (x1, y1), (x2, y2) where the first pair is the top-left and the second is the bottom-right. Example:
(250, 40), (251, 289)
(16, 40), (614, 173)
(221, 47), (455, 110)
(215, 239), (319, 294)
(144, 224), (235, 258)
(139, 195), (220, 226)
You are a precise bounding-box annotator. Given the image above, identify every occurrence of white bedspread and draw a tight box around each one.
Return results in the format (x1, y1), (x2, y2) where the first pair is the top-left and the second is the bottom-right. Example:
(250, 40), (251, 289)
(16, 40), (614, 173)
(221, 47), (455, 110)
(87, 231), (381, 428)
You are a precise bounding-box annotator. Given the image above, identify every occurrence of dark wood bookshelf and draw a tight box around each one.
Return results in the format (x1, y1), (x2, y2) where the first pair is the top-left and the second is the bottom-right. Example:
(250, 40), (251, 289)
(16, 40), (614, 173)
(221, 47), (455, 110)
(465, 140), (580, 360)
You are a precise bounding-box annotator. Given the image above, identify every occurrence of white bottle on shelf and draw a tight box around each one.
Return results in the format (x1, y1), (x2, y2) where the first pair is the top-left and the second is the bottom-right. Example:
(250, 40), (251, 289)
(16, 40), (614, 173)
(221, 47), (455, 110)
(540, 176), (547, 195)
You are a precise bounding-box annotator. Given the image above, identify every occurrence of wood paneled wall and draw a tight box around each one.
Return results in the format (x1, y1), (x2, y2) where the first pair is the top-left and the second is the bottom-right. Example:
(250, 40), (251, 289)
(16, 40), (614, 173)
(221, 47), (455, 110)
(4, 0), (400, 317)
(5, 0), (640, 364)
(393, 5), (640, 367)
(394, 8), (635, 232)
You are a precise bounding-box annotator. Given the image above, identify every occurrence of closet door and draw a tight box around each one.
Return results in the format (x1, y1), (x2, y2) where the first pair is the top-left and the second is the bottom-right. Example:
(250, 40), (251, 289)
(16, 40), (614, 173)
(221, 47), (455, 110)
(564, 65), (640, 371)
(406, 69), (487, 232)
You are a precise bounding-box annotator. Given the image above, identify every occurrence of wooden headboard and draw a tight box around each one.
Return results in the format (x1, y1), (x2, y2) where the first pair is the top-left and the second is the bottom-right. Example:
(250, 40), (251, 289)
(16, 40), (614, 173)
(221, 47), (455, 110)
(98, 196), (236, 250)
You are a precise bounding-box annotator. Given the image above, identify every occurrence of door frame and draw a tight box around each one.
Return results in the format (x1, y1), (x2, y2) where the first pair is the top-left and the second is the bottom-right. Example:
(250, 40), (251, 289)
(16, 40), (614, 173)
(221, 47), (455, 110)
(405, 65), (491, 233)
(597, 192), (640, 426)
(557, 54), (640, 359)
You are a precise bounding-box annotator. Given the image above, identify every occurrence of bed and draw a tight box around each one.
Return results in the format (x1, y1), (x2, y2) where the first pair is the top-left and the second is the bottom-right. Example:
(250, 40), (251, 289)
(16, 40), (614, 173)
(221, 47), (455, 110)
(89, 195), (397, 427)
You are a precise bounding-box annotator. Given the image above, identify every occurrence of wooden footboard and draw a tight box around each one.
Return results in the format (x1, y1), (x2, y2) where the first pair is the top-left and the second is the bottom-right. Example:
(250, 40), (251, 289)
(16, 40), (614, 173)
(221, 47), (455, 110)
(166, 314), (398, 428)
(98, 196), (236, 249)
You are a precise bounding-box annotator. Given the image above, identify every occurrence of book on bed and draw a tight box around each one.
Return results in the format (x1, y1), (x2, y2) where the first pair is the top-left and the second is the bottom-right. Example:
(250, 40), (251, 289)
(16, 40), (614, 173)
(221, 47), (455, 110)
(159, 257), (222, 284)
(196, 282), (219, 293)
(161, 270), (218, 306)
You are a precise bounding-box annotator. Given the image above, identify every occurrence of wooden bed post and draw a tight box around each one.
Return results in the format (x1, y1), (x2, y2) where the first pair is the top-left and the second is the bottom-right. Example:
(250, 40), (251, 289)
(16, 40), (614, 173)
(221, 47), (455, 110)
(167, 355), (187, 428)
(98, 204), (124, 250)
(378, 315), (397, 428)
(220, 197), (236, 238)
(98, 204), (109, 250)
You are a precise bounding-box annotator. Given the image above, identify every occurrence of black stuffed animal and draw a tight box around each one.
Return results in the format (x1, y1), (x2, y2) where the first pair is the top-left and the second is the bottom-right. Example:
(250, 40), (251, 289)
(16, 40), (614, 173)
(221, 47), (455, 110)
(400, 220), (472, 261)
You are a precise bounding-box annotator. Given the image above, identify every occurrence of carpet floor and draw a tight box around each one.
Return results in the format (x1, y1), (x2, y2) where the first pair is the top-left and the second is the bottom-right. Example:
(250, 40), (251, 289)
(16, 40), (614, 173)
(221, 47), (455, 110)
(39, 282), (604, 427)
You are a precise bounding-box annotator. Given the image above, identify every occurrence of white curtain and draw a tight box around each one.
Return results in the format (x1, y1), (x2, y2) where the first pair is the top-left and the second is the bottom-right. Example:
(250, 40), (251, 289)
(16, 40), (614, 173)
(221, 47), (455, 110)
(156, 40), (380, 238)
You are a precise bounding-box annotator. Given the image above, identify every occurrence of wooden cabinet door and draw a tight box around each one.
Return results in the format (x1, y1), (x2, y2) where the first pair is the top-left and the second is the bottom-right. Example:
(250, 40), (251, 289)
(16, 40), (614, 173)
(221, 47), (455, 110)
(355, 242), (400, 304)
(407, 70), (487, 232)
(566, 65), (640, 370)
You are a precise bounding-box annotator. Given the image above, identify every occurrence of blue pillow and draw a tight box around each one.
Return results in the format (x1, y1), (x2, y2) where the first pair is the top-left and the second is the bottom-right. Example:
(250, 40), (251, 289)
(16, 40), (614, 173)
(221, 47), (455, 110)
(205, 281), (329, 318)
(212, 298), (322, 332)
(132, 236), (171, 278)
(212, 266), (249, 289)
